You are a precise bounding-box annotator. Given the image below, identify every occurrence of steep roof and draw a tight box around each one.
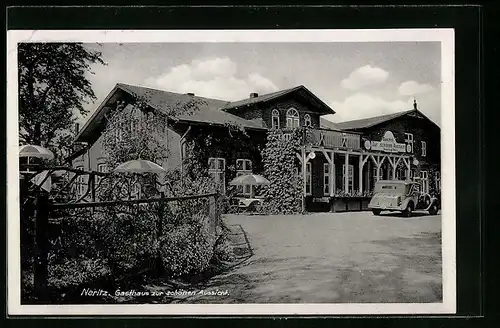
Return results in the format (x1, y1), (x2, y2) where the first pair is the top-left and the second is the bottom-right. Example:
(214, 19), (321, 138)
(117, 83), (264, 129)
(334, 109), (418, 130)
(222, 85), (335, 115)
(319, 117), (340, 130)
(75, 83), (266, 144)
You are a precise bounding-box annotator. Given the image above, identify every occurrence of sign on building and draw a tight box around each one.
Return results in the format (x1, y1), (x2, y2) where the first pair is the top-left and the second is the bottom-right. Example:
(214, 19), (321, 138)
(364, 131), (407, 153)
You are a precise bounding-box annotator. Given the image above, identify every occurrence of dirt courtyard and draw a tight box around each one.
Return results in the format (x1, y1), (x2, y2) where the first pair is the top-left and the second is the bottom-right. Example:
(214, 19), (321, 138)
(179, 211), (442, 304)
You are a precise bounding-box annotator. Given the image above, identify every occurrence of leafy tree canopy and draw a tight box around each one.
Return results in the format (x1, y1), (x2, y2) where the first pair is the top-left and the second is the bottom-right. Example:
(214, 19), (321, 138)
(18, 42), (105, 161)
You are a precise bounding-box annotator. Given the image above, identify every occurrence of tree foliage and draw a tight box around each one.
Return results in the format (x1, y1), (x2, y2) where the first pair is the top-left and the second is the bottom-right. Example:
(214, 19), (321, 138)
(18, 43), (105, 151)
(261, 129), (304, 214)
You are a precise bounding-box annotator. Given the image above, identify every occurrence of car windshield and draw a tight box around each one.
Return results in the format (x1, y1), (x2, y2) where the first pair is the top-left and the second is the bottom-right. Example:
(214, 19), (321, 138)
(374, 182), (407, 193)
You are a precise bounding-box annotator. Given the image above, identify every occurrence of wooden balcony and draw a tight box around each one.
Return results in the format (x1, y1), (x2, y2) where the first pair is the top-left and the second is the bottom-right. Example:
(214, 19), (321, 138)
(303, 128), (361, 150)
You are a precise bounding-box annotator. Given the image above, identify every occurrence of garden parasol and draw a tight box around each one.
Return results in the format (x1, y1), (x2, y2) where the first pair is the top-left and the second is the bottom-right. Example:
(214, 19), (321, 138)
(229, 173), (270, 198)
(113, 159), (166, 174)
(19, 144), (54, 160)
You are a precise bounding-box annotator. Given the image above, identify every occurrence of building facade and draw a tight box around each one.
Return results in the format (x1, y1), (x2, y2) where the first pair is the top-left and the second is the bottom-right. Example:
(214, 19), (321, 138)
(70, 83), (441, 212)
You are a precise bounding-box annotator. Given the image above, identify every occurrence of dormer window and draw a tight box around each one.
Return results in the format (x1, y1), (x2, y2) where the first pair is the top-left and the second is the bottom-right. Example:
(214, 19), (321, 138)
(271, 109), (280, 129)
(304, 114), (312, 127)
(286, 108), (300, 129)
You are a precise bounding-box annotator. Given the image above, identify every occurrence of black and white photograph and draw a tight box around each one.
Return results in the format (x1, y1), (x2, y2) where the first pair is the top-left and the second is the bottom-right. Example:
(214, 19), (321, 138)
(7, 29), (456, 315)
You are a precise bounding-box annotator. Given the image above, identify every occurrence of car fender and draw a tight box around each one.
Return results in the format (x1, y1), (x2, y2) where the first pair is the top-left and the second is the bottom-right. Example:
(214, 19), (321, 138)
(424, 197), (439, 211)
(400, 197), (413, 210)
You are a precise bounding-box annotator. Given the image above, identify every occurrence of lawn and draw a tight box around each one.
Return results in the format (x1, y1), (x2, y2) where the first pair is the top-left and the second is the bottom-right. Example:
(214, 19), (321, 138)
(177, 211), (442, 304)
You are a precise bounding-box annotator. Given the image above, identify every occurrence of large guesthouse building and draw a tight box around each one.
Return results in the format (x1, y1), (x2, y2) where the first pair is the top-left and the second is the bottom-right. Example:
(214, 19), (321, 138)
(70, 83), (441, 212)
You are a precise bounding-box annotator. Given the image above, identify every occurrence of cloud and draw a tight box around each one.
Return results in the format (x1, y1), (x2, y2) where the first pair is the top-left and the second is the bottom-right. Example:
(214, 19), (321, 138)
(341, 65), (389, 90)
(145, 57), (278, 100)
(328, 93), (414, 122)
(398, 80), (435, 96)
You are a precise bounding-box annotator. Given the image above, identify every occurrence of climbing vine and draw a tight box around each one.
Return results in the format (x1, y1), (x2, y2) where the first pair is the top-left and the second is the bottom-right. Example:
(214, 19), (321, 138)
(261, 128), (304, 214)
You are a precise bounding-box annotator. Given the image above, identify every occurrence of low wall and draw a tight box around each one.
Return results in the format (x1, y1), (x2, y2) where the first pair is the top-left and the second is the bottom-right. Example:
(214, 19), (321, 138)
(306, 197), (371, 213)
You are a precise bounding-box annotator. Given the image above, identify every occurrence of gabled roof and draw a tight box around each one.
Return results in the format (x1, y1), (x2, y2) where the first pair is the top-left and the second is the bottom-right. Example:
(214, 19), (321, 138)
(75, 83), (266, 143)
(222, 85), (335, 115)
(117, 83), (264, 129)
(334, 109), (438, 131)
(319, 116), (340, 130)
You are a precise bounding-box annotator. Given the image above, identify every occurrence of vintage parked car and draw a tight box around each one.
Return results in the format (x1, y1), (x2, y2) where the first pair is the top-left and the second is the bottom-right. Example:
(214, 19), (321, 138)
(368, 180), (439, 217)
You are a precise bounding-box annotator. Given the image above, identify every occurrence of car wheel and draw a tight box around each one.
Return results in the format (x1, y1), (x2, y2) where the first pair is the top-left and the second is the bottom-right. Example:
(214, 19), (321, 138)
(372, 209), (381, 216)
(402, 203), (413, 217)
(428, 203), (438, 215)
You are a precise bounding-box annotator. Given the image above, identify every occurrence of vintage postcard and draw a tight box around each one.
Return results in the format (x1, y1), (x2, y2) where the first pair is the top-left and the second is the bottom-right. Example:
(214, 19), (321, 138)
(7, 29), (456, 315)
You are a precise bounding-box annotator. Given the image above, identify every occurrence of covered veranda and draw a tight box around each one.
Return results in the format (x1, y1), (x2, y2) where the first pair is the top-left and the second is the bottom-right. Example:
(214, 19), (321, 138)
(297, 146), (413, 197)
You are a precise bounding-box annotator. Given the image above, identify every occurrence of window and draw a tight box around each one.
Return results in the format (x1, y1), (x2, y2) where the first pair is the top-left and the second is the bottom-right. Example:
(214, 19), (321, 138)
(208, 158), (226, 194)
(306, 162), (312, 195)
(96, 163), (108, 185)
(435, 171), (441, 192)
(421, 141), (427, 157)
(236, 159), (252, 196)
(404, 133), (414, 153)
(130, 109), (144, 135)
(131, 182), (141, 200)
(323, 163), (332, 195)
(342, 164), (354, 193)
(410, 169), (417, 181)
(286, 108), (300, 129)
(271, 109), (280, 129)
(304, 114), (312, 127)
(76, 166), (86, 197)
(420, 170), (429, 194)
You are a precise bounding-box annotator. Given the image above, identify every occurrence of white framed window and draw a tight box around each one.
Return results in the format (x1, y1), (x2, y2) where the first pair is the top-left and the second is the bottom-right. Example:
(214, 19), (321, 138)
(420, 170), (429, 194)
(236, 159), (253, 196)
(342, 164), (354, 193)
(304, 114), (312, 127)
(286, 108), (300, 129)
(404, 133), (414, 153)
(131, 182), (141, 200)
(323, 163), (331, 195)
(421, 141), (427, 157)
(76, 166), (86, 197)
(306, 162), (312, 195)
(271, 109), (280, 129)
(208, 157), (226, 194)
(435, 171), (441, 192)
(96, 163), (108, 185)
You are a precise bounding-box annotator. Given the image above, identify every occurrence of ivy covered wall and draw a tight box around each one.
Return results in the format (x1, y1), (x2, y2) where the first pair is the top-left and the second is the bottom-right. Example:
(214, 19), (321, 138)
(261, 129), (304, 214)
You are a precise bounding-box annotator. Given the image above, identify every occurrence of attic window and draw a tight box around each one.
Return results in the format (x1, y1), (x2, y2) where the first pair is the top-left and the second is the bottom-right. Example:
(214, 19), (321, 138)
(286, 108), (300, 129)
(304, 114), (312, 127)
(271, 109), (280, 129)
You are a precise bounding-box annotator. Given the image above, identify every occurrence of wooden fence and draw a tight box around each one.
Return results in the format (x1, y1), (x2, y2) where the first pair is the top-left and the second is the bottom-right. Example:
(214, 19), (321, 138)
(30, 191), (220, 303)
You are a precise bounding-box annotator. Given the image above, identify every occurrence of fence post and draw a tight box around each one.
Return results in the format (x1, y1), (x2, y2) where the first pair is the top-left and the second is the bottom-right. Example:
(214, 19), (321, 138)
(34, 191), (49, 303)
(156, 192), (165, 275)
(209, 193), (217, 235)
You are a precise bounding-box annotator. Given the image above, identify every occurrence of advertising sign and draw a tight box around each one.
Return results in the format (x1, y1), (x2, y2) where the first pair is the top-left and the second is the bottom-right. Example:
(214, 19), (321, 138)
(364, 131), (407, 153)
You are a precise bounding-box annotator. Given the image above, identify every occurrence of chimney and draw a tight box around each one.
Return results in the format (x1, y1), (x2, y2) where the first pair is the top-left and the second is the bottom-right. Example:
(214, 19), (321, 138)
(413, 98), (418, 110)
(250, 92), (259, 98)
(75, 123), (80, 134)
(186, 92), (195, 96)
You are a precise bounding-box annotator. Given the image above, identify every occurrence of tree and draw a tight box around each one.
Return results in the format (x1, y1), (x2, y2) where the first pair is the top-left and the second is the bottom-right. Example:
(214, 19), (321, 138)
(18, 43), (105, 153)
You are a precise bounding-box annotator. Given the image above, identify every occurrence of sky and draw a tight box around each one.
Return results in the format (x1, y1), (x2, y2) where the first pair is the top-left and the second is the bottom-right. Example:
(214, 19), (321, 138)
(81, 42), (441, 126)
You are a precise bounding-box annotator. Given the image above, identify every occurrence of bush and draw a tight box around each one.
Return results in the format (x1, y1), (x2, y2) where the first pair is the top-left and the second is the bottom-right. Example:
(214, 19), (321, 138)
(49, 258), (111, 289)
(159, 219), (215, 277)
(213, 234), (235, 263)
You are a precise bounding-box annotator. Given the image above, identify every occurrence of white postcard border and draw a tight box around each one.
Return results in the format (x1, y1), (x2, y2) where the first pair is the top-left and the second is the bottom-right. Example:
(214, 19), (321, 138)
(7, 28), (456, 316)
